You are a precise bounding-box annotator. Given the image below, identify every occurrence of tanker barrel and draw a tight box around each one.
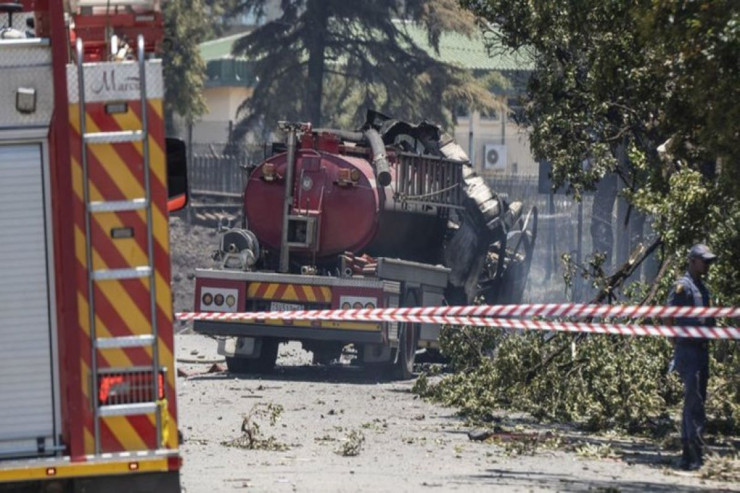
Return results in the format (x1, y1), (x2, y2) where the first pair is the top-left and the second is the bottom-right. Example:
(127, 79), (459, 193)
(362, 128), (392, 187)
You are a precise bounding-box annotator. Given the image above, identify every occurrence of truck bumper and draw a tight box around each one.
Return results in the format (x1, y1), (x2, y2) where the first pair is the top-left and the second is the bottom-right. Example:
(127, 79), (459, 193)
(193, 320), (384, 344)
(0, 451), (181, 491)
(0, 471), (180, 493)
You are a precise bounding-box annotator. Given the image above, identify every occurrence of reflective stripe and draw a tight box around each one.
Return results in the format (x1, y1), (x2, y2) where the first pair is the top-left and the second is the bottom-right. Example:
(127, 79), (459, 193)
(84, 130), (144, 144)
(96, 335), (155, 349)
(92, 266), (151, 281)
(247, 282), (332, 302)
(89, 198), (147, 213)
(99, 403), (157, 417)
(0, 454), (175, 482)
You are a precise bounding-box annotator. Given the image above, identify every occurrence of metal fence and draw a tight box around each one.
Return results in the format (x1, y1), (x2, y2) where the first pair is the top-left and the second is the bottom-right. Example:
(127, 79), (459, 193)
(188, 142), (267, 197)
(190, 152), (246, 197)
(485, 174), (595, 304)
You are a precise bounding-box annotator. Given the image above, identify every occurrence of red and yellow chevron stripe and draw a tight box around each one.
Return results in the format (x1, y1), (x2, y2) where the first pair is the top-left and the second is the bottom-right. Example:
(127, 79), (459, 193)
(69, 97), (177, 454)
(247, 282), (332, 303)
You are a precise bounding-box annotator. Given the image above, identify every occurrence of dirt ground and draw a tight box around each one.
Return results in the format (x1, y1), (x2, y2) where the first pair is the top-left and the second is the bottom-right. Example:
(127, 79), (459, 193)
(169, 214), (220, 317)
(169, 216), (739, 493)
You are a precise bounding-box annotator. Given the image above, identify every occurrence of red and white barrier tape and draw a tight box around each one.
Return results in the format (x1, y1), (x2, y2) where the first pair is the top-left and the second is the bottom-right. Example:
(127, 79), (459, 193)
(176, 303), (740, 340)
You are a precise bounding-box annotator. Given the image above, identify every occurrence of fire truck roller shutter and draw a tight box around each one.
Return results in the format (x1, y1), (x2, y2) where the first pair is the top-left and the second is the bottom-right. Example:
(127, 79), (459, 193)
(0, 143), (58, 459)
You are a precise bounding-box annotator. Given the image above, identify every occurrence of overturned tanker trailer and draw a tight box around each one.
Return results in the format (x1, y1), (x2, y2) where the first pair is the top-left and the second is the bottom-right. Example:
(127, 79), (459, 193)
(192, 111), (537, 378)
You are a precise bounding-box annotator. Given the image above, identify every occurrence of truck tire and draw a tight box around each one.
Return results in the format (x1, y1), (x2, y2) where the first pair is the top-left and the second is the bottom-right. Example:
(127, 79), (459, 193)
(394, 290), (420, 380)
(393, 320), (420, 380)
(225, 338), (280, 374)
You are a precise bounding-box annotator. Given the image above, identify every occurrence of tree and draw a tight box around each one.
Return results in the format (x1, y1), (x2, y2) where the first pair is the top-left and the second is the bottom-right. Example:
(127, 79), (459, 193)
(414, 0), (740, 436)
(162, 0), (210, 130)
(228, 0), (500, 140)
(459, 0), (739, 305)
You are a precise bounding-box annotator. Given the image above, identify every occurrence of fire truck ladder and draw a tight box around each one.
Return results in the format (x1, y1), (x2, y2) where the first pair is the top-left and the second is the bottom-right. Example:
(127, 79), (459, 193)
(75, 34), (162, 454)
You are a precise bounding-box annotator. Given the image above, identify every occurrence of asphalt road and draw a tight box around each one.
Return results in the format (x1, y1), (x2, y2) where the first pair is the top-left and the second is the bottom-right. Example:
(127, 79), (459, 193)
(174, 334), (737, 493)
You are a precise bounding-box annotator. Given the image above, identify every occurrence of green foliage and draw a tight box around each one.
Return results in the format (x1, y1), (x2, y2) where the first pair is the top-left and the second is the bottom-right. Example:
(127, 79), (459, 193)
(416, 324), (740, 435)
(222, 402), (288, 451)
(561, 251), (608, 296)
(419, 326), (682, 432)
(707, 341), (740, 435)
(335, 429), (365, 456)
(162, 0), (209, 125)
(459, 1), (739, 284)
(575, 442), (621, 460)
(228, 0), (500, 139)
(702, 452), (740, 483)
(437, 0), (740, 440)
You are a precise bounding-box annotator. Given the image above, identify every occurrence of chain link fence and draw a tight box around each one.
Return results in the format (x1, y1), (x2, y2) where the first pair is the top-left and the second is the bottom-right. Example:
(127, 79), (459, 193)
(485, 175), (595, 304)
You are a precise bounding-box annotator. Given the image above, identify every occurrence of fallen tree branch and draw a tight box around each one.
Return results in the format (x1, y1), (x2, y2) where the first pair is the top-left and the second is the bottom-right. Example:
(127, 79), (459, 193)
(524, 239), (663, 382)
(642, 252), (675, 306)
(592, 238), (662, 304)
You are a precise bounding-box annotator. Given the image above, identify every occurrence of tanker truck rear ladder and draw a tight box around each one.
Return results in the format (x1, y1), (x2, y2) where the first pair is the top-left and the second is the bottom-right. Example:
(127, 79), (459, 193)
(74, 34), (162, 454)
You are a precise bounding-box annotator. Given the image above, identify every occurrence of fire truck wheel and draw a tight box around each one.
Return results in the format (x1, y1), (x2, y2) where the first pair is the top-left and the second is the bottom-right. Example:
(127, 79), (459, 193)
(225, 338), (279, 374)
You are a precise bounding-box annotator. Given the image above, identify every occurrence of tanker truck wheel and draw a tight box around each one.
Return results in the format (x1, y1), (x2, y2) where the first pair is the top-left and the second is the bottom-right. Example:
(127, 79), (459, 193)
(394, 321), (420, 379)
(225, 338), (280, 374)
(393, 290), (421, 380)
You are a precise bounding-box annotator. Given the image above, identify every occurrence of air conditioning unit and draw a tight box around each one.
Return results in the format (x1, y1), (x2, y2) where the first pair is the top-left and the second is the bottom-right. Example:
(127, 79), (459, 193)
(483, 144), (507, 170)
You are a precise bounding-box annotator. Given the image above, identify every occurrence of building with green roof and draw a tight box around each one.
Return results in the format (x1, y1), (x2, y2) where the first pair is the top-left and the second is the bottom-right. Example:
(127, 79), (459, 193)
(194, 22), (537, 176)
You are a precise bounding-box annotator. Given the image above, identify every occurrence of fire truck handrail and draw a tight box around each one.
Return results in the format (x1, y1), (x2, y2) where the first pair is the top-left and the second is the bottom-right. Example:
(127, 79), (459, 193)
(88, 198), (148, 213)
(92, 266), (152, 281)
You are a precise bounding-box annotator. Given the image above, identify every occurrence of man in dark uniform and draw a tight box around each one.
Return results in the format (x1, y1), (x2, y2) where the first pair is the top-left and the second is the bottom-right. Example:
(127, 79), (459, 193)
(668, 243), (716, 471)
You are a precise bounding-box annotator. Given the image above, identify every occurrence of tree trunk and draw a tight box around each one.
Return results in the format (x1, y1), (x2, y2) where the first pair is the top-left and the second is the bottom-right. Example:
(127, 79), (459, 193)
(305, 0), (328, 126)
(591, 171), (617, 268)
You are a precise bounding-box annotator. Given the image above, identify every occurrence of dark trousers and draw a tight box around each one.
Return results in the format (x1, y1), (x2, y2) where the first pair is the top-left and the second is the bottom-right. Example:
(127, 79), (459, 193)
(674, 342), (709, 446)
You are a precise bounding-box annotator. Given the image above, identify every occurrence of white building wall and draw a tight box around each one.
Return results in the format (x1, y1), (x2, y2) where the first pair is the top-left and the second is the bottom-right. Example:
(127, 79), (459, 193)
(454, 110), (538, 177)
(191, 86), (253, 143)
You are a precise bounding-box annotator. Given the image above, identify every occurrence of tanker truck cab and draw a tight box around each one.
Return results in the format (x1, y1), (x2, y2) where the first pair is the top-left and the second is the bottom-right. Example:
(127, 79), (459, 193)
(192, 114), (537, 379)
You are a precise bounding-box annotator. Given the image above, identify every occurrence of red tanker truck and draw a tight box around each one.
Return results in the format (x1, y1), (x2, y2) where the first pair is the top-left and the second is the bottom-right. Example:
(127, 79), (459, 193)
(192, 111), (537, 378)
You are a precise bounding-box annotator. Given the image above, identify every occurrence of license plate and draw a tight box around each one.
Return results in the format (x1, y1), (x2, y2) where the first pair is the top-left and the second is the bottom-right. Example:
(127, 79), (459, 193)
(270, 301), (304, 312)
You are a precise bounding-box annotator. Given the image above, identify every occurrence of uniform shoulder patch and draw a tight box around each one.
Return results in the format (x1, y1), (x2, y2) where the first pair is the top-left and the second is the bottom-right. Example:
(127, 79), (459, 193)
(675, 282), (685, 294)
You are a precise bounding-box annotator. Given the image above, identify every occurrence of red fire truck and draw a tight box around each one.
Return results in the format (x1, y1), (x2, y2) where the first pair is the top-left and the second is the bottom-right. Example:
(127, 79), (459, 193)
(0, 0), (186, 491)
